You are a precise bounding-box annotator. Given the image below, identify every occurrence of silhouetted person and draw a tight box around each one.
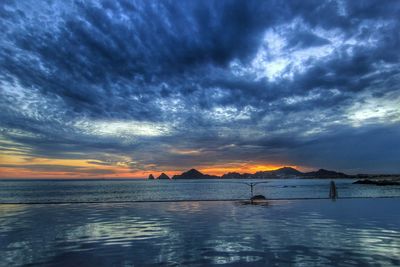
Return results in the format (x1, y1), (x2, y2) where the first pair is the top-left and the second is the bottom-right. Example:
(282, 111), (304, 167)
(329, 181), (338, 199)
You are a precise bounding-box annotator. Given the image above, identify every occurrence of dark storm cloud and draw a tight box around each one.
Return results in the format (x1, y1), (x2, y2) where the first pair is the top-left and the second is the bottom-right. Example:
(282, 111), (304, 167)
(1, 1), (281, 108)
(0, 0), (400, 175)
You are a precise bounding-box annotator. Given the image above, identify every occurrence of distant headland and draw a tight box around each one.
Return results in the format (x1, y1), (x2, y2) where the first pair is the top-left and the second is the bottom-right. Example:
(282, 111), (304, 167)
(148, 167), (357, 180)
(148, 167), (400, 180)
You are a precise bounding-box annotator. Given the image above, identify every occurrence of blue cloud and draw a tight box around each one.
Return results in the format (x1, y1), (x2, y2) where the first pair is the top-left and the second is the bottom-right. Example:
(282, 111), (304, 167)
(0, 0), (400, 174)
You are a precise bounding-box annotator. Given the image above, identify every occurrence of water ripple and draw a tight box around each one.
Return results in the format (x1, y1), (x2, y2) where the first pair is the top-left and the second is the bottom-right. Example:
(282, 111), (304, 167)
(0, 199), (399, 266)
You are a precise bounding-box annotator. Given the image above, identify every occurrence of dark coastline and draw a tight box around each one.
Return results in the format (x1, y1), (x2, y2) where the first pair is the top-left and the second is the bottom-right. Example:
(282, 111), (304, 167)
(149, 167), (400, 180)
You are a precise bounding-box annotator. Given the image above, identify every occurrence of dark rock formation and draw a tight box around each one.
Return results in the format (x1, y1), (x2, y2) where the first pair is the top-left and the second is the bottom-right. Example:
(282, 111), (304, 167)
(275, 167), (303, 176)
(172, 169), (219, 179)
(165, 167), (353, 180)
(253, 167), (303, 178)
(221, 167), (303, 179)
(303, 169), (350, 178)
(221, 172), (252, 179)
(148, 174), (155, 180)
(353, 179), (400, 186)
(251, 195), (267, 201)
(157, 173), (170, 180)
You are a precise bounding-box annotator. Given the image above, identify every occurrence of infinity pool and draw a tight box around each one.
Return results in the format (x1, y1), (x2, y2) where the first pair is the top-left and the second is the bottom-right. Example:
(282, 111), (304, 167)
(1, 198), (399, 266)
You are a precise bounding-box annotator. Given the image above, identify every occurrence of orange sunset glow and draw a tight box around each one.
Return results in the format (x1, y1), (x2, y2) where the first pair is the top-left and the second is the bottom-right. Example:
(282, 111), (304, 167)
(0, 153), (303, 178)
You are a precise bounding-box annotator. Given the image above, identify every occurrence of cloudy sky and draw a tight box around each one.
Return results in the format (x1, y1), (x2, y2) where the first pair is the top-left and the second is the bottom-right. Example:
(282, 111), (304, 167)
(1, 0), (400, 178)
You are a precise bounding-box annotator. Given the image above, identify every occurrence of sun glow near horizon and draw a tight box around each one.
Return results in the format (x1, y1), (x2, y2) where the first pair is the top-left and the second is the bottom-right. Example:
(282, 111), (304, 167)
(0, 153), (305, 179)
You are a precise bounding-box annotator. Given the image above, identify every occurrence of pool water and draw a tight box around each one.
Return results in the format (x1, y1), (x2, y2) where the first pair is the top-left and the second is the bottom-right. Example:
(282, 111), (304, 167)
(0, 198), (399, 266)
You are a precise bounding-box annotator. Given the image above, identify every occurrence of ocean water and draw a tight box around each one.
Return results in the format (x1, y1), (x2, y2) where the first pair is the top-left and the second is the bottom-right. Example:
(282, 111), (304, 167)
(0, 178), (400, 203)
(0, 199), (399, 266)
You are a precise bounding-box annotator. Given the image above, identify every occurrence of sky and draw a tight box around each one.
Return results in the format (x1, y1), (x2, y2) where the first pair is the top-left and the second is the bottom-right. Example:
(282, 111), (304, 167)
(0, 0), (400, 178)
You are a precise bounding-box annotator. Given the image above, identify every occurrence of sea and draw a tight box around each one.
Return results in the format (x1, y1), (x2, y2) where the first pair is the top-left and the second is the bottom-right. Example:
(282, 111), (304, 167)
(1, 178), (400, 203)
(0, 178), (399, 266)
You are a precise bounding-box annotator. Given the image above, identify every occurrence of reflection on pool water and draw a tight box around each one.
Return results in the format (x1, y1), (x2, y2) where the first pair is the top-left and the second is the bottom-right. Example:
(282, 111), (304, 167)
(0, 199), (399, 266)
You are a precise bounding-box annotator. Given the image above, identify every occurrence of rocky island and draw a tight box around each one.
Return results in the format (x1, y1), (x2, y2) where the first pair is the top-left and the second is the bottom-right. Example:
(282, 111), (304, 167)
(172, 169), (219, 179)
(148, 167), (358, 180)
(157, 173), (170, 180)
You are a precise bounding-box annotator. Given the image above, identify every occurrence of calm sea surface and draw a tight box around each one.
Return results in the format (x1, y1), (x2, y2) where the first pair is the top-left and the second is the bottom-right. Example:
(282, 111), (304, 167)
(0, 178), (400, 203)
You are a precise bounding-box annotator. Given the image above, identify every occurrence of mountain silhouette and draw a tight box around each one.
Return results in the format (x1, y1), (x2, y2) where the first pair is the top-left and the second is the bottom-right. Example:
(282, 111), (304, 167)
(157, 173), (170, 180)
(303, 169), (350, 178)
(171, 167), (351, 179)
(172, 169), (219, 179)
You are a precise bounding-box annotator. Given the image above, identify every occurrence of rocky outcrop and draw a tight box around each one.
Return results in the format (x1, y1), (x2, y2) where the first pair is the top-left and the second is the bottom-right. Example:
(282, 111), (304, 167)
(148, 174), (155, 180)
(251, 195), (267, 201)
(157, 173), (170, 180)
(222, 167), (303, 179)
(221, 172), (252, 179)
(253, 167), (303, 178)
(172, 169), (219, 179)
(303, 169), (350, 178)
(275, 167), (303, 176)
